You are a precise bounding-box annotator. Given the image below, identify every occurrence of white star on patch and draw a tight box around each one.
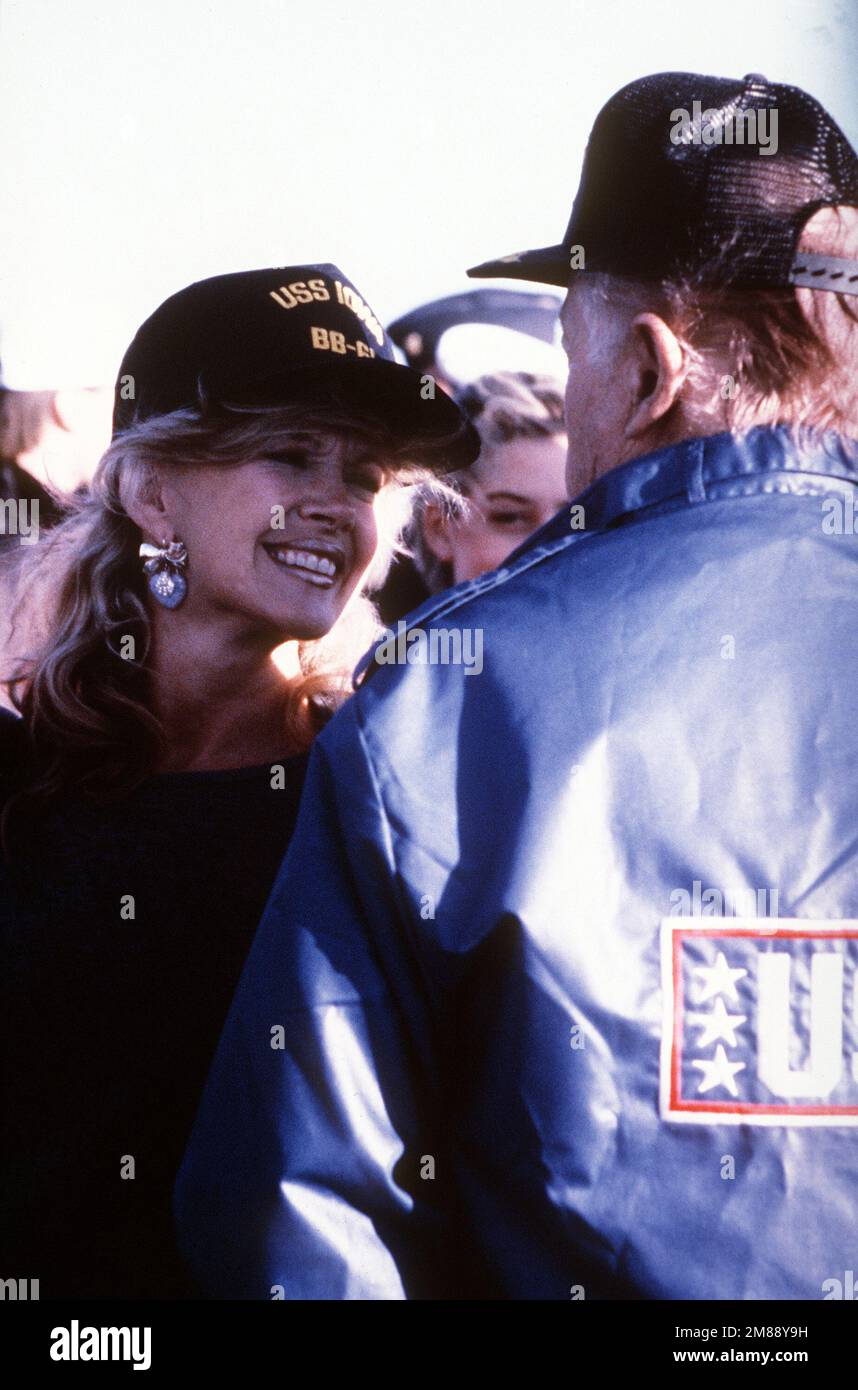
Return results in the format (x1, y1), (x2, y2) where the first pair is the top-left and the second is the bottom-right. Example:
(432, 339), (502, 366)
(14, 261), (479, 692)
(689, 996), (747, 1048)
(694, 950), (747, 1003)
(692, 1044), (746, 1096)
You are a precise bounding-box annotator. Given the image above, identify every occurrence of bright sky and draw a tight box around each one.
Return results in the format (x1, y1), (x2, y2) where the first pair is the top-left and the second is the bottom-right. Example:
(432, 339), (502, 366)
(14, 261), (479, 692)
(1, 0), (855, 385)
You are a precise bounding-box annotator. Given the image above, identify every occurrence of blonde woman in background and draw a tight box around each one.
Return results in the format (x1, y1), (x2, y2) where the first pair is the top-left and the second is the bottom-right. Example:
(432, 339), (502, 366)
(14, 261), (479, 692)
(413, 371), (568, 589)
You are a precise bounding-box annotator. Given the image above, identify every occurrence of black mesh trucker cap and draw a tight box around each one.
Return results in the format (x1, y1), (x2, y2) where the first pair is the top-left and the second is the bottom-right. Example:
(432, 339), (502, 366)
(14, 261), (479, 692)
(112, 264), (480, 470)
(468, 72), (858, 295)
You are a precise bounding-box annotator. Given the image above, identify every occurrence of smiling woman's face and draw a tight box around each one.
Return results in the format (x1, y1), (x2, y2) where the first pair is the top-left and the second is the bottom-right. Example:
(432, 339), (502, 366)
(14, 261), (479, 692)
(423, 432), (569, 586)
(157, 428), (390, 643)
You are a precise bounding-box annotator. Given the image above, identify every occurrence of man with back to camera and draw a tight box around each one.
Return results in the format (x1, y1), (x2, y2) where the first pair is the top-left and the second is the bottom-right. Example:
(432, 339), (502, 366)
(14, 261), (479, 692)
(176, 72), (858, 1299)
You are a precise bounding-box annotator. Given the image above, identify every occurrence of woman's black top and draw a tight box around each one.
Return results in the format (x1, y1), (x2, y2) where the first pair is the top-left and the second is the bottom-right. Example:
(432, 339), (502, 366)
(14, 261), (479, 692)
(0, 709), (308, 1298)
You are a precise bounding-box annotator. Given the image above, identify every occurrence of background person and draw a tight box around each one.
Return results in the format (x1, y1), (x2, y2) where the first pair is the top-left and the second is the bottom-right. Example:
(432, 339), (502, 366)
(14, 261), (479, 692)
(378, 295), (565, 620)
(413, 371), (568, 590)
(0, 369), (113, 705)
(387, 287), (564, 392)
(0, 262), (477, 1298)
(0, 384), (111, 541)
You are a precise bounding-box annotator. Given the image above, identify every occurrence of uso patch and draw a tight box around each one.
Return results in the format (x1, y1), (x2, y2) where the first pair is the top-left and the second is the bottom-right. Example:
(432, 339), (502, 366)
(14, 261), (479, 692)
(660, 919), (858, 1125)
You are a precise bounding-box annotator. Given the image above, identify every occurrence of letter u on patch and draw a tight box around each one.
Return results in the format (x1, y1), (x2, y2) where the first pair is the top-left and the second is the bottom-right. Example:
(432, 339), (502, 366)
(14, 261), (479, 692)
(659, 918), (858, 1125)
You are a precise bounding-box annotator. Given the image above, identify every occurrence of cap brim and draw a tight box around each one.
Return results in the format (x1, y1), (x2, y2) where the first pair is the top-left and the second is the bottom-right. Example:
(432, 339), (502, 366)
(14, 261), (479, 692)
(219, 357), (480, 472)
(467, 244), (572, 288)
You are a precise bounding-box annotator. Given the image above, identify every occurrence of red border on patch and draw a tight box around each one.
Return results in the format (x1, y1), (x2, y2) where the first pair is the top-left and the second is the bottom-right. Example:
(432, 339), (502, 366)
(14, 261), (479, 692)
(670, 926), (858, 1116)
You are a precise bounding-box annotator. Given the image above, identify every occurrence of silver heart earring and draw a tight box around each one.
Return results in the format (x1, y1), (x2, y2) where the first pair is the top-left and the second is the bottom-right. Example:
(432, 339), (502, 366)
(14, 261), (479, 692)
(139, 538), (189, 609)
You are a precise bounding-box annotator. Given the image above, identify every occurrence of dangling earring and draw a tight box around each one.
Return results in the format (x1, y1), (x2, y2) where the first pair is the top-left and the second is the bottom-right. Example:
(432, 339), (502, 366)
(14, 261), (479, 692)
(139, 537), (188, 609)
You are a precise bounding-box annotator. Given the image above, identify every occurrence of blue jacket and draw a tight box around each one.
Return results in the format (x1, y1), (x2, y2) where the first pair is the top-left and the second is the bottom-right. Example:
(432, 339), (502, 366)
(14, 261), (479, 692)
(176, 426), (858, 1300)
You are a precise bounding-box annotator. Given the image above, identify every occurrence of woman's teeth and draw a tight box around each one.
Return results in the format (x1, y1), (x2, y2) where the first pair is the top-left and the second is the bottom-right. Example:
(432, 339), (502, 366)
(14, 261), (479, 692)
(268, 546), (338, 586)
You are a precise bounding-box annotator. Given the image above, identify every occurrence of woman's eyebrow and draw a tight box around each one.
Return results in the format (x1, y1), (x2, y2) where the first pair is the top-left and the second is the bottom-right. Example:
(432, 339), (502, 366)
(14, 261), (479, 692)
(266, 440), (386, 467)
(267, 440), (332, 462)
(484, 490), (532, 504)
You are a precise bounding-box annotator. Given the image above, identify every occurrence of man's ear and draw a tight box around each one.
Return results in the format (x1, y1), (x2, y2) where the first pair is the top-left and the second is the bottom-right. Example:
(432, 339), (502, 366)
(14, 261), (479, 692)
(122, 463), (174, 543)
(420, 502), (455, 563)
(624, 312), (686, 439)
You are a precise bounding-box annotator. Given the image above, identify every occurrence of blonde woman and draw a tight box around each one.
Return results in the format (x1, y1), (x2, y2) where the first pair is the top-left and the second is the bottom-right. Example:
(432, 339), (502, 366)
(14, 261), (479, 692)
(0, 264), (477, 1298)
(413, 371), (568, 589)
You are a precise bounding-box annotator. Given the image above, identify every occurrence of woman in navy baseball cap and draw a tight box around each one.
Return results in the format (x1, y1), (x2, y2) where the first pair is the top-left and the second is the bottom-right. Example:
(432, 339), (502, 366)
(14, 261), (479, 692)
(0, 264), (478, 1298)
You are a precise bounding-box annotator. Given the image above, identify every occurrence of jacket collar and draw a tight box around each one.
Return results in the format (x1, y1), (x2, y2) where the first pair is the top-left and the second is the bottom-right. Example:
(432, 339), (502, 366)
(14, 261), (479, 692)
(354, 427), (858, 688)
(583, 424), (858, 525)
(510, 425), (858, 556)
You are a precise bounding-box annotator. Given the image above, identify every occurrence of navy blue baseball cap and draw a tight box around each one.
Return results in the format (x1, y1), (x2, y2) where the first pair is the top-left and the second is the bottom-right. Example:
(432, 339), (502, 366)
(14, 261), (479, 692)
(113, 264), (480, 470)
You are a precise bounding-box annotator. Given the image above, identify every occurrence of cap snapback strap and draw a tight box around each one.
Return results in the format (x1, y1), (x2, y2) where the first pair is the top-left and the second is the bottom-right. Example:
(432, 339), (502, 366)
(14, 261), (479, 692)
(789, 253), (858, 294)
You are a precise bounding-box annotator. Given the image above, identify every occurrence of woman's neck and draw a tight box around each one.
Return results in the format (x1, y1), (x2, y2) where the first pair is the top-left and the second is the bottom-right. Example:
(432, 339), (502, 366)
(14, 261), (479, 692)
(148, 613), (302, 774)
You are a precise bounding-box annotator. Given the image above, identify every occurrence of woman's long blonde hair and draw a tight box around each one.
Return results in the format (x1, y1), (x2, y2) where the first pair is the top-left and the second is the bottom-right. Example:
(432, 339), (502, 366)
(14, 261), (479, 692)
(2, 399), (443, 842)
